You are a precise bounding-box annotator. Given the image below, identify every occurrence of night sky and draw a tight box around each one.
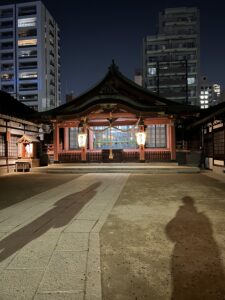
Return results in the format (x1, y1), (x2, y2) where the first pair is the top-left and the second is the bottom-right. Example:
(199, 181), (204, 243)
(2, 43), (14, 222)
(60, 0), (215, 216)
(32, 0), (225, 99)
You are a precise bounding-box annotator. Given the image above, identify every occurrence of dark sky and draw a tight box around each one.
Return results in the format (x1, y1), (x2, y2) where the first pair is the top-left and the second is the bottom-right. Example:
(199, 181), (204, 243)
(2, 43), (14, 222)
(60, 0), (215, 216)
(40, 0), (225, 100)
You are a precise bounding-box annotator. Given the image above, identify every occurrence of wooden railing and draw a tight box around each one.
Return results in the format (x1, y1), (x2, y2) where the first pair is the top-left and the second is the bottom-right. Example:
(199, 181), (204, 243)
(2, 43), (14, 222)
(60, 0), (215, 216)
(145, 151), (171, 162)
(58, 150), (171, 163)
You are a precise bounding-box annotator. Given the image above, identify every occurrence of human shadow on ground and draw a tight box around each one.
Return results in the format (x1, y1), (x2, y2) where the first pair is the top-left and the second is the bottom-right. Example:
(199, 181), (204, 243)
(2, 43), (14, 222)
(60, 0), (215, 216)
(0, 182), (101, 262)
(166, 196), (225, 300)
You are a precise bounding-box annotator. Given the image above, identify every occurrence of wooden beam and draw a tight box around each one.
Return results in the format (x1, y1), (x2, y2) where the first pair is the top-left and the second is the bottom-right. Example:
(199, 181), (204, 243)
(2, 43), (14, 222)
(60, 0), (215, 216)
(53, 122), (59, 162)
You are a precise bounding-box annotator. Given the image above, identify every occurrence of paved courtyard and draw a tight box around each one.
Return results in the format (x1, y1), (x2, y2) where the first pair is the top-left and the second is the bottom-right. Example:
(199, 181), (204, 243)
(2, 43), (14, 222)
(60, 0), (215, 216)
(0, 172), (225, 299)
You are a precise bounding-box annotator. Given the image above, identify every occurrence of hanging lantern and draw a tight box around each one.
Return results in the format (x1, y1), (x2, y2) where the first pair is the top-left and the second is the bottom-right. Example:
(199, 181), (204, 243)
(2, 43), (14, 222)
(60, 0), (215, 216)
(136, 131), (146, 146)
(78, 133), (87, 148)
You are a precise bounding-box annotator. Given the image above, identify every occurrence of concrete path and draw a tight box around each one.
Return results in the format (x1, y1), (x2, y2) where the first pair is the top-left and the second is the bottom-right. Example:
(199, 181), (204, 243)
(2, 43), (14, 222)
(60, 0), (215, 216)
(0, 173), (128, 299)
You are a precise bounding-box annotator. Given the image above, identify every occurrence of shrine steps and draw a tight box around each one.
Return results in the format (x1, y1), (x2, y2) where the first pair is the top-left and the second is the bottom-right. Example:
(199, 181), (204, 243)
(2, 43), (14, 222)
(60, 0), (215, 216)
(31, 163), (200, 174)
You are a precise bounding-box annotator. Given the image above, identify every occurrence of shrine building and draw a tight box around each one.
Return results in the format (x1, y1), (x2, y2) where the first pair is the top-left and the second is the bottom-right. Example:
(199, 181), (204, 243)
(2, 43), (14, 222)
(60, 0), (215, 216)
(41, 62), (198, 163)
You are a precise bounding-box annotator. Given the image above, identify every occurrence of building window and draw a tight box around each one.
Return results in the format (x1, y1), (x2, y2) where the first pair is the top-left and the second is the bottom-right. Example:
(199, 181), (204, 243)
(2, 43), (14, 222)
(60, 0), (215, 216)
(18, 39), (37, 47)
(93, 126), (137, 149)
(1, 63), (14, 71)
(0, 134), (5, 157)
(19, 61), (37, 69)
(19, 83), (37, 91)
(19, 49), (37, 58)
(148, 67), (157, 76)
(188, 77), (195, 85)
(0, 9), (13, 18)
(19, 72), (37, 79)
(8, 135), (19, 157)
(214, 129), (224, 159)
(18, 17), (36, 28)
(69, 128), (80, 149)
(19, 94), (38, 101)
(18, 6), (36, 17)
(18, 29), (37, 38)
(145, 125), (167, 148)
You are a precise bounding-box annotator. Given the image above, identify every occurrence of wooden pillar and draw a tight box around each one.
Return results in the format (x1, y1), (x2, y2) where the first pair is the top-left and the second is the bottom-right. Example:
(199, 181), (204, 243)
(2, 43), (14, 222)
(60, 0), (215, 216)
(139, 125), (145, 161)
(5, 125), (10, 173)
(89, 128), (94, 150)
(53, 122), (59, 162)
(81, 126), (87, 161)
(170, 121), (176, 160)
(64, 127), (69, 151)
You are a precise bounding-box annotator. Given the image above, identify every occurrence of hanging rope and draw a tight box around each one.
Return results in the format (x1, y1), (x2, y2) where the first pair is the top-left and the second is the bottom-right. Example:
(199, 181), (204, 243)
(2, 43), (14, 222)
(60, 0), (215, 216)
(87, 117), (141, 133)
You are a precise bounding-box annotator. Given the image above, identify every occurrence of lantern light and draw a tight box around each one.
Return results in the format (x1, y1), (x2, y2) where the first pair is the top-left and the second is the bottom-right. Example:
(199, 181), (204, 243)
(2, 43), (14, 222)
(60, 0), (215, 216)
(136, 132), (146, 146)
(78, 133), (87, 148)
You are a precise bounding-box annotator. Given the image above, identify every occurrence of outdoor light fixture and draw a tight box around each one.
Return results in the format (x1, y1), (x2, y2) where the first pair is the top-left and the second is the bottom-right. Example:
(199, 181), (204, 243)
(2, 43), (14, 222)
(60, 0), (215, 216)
(78, 133), (87, 148)
(136, 131), (146, 146)
(25, 143), (33, 157)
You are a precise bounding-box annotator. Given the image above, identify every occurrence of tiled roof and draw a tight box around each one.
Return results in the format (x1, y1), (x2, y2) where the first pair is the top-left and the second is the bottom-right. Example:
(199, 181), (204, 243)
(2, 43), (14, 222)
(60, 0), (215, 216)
(0, 91), (35, 119)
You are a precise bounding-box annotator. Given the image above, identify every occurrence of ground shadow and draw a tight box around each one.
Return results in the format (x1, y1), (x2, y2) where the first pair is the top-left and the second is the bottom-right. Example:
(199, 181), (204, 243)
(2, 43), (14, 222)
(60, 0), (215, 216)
(166, 196), (225, 300)
(0, 181), (101, 262)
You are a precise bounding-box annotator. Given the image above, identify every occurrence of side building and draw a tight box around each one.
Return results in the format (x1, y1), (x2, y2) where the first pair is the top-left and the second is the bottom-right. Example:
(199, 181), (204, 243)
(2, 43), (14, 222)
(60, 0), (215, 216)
(143, 7), (200, 106)
(0, 1), (61, 111)
(200, 76), (221, 109)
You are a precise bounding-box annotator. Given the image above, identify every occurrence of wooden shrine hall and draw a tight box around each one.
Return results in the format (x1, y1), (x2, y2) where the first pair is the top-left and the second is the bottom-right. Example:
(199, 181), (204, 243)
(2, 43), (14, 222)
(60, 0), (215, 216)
(41, 62), (198, 163)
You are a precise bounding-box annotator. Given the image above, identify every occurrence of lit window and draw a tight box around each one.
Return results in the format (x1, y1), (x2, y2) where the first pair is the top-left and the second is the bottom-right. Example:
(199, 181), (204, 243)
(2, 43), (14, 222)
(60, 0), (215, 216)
(205, 105), (209, 108)
(205, 91), (209, 94)
(19, 72), (37, 79)
(200, 95), (204, 99)
(204, 96), (208, 99)
(204, 100), (209, 104)
(200, 91), (204, 94)
(187, 77), (195, 85)
(18, 17), (36, 28)
(200, 100), (204, 104)
(148, 67), (157, 76)
(18, 39), (37, 47)
(201, 105), (204, 109)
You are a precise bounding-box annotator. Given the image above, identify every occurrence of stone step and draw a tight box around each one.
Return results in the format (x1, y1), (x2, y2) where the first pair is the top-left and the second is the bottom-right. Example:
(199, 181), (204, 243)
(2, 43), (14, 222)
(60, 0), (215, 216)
(31, 163), (200, 174)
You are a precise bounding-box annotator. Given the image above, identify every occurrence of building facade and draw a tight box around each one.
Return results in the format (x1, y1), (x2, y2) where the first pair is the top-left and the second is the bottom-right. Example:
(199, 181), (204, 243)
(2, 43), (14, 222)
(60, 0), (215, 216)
(0, 1), (61, 112)
(0, 90), (44, 174)
(143, 7), (200, 106)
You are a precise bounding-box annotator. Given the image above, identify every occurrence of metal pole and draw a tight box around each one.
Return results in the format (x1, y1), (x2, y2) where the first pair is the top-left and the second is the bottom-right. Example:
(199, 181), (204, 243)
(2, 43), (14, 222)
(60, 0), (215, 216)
(185, 59), (188, 104)
(5, 121), (9, 173)
(157, 61), (160, 95)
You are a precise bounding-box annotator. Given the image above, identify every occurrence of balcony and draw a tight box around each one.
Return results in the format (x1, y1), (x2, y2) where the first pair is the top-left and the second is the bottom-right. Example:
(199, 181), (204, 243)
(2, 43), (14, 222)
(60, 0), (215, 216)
(1, 74), (14, 81)
(0, 11), (13, 19)
(1, 54), (13, 60)
(1, 85), (14, 93)
(0, 43), (13, 50)
(19, 94), (38, 101)
(1, 64), (14, 71)
(0, 32), (13, 40)
(18, 7), (37, 17)
(19, 84), (37, 91)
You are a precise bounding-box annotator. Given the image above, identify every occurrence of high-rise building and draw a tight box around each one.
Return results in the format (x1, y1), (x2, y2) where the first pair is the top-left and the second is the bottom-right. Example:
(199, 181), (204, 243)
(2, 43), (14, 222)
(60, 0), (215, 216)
(143, 7), (200, 105)
(0, 1), (61, 111)
(200, 76), (221, 109)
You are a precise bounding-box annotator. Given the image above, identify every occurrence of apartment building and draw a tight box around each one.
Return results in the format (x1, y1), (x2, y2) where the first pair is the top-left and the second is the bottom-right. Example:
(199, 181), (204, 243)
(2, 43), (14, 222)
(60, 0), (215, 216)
(0, 1), (61, 111)
(143, 7), (200, 106)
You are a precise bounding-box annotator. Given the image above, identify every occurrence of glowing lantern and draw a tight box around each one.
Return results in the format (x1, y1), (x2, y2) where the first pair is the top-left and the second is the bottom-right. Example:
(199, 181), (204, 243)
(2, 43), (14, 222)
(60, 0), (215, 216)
(136, 132), (146, 146)
(78, 133), (87, 148)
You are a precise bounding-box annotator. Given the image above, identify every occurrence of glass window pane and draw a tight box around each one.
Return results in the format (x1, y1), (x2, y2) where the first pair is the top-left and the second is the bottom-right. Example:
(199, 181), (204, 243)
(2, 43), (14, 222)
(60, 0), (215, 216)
(93, 126), (137, 149)
(69, 128), (79, 149)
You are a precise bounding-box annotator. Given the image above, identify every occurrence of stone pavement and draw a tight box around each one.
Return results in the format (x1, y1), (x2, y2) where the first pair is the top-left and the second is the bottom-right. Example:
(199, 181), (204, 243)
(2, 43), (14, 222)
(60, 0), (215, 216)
(0, 173), (128, 299)
(0, 172), (225, 299)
